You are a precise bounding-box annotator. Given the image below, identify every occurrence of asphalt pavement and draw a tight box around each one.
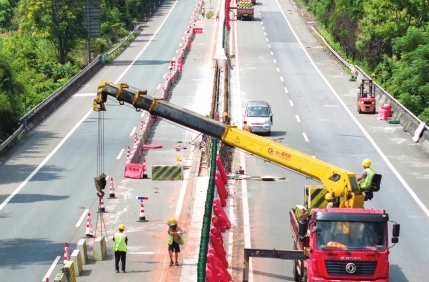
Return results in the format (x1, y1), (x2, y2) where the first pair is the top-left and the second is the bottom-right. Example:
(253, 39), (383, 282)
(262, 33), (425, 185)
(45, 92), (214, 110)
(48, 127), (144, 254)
(42, 1), (223, 281)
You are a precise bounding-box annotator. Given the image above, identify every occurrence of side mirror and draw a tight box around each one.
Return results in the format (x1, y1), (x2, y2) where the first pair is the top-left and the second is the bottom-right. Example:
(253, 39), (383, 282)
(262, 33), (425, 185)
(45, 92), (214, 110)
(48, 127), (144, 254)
(298, 222), (308, 242)
(392, 224), (400, 237)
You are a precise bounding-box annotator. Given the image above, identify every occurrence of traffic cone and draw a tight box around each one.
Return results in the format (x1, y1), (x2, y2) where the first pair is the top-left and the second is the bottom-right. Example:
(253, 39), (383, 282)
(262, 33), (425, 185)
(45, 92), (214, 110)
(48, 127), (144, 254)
(109, 178), (115, 198)
(63, 243), (69, 264)
(137, 200), (148, 222)
(99, 195), (105, 212)
(143, 159), (148, 179)
(86, 212), (93, 237)
(134, 133), (138, 144)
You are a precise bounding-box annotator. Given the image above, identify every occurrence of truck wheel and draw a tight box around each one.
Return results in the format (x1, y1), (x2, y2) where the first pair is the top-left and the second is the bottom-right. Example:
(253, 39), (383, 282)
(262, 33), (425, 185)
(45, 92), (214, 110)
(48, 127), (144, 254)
(293, 260), (300, 282)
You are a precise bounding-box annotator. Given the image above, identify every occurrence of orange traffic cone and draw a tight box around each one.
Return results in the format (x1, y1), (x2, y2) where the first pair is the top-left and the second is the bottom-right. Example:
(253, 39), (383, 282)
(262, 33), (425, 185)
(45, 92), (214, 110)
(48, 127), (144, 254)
(86, 212), (93, 237)
(138, 200), (148, 222)
(63, 243), (69, 264)
(99, 196), (105, 213)
(109, 178), (115, 198)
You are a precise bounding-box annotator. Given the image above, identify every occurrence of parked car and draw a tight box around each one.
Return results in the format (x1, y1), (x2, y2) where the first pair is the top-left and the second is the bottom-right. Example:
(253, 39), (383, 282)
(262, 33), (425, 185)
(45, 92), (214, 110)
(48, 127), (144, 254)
(243, 101), (273, 136)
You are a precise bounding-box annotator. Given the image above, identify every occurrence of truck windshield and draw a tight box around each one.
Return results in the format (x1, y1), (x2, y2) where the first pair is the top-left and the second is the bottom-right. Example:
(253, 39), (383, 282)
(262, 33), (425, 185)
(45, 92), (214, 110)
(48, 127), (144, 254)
(315, 221), (386, 251)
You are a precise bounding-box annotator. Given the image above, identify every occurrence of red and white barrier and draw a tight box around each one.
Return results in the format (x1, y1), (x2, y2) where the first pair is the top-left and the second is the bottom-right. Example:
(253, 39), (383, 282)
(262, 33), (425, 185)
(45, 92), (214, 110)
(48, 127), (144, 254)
(136, 196), (149, 222)
(109, 178), (115, 198)
(63, 243), (69, 264)
(86, 212), (93, 237)
(99, 195), (105, 213)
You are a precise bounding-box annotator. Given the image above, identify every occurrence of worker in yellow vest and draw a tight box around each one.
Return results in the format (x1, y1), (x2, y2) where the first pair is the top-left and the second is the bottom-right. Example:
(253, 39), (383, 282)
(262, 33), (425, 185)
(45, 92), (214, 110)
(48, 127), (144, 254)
(113, 223), (128, 273)
(167, 218), (184, 266)
(358, 159), (375, 190)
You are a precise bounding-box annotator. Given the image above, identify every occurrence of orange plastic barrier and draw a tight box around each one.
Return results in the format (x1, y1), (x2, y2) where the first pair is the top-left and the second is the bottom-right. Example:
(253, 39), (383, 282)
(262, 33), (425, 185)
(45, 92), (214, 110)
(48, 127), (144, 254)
(216, 157), (228, 184)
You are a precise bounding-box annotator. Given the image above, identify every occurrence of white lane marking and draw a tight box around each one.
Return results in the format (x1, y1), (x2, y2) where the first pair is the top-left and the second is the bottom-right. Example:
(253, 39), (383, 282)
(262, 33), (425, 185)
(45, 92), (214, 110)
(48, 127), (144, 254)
(114, 0), (179, 83)
(271, 51), (273, 55)
(128, 252), (155, 255)
(266, 38), (268, 42)
(296, 115), (301, 123)
(280, 77), (283, 82)
(0, 109), (93, 211)
(163, 73), (167, 78)
(141, 111), (146, 118)
(176, 49), (179, 53)
(117, 149), (124, 160)
(129, 127), (136, 136)
(74, 93), (96, 97)
(234, 16), (253, 281)
(275, 0), (429, 217)
(303, 132), (309, 142)
(174, 159), (191, 220)
(276, 68), (280, 72)
(285, 87), (288, 94)
(268, 44), (271, 48)
(76, 209), (89, 227)
(172, 57), (176, 60)
(264, 32), (267, 36)
(289, 100), (294, 107)
(157, 84), (161, 89)
(273, 59), (276, 64)
(43, 256), (61, 282)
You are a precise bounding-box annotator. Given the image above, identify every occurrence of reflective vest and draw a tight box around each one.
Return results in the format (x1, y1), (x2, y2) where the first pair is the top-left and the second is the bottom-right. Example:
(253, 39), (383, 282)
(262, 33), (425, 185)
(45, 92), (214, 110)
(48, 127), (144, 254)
(326, 202), (333, 208)
(113, 233), (127, 252)
(359, 168), (375, 189)
(168, 234), (174, 245)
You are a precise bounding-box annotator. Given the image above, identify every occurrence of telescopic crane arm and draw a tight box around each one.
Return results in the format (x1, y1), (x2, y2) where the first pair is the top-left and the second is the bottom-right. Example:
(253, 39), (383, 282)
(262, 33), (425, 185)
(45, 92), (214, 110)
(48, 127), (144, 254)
(93, 81), (365, 208)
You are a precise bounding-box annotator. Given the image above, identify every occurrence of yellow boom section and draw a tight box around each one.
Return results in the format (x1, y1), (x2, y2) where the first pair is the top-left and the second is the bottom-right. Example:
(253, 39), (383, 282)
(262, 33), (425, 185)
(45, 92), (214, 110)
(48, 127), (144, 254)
(93, 81), (364, 208)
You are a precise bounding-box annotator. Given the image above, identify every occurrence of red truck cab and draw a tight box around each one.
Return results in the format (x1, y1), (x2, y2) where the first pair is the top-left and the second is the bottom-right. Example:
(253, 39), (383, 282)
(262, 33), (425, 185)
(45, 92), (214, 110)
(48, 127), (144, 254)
(290, 208), (400, 282)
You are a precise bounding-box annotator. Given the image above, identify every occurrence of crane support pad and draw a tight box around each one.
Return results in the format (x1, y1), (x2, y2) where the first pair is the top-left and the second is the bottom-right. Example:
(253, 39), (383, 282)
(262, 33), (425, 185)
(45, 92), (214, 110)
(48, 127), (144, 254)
(152, 166), (183, 180)
(244, 248), (306, 260)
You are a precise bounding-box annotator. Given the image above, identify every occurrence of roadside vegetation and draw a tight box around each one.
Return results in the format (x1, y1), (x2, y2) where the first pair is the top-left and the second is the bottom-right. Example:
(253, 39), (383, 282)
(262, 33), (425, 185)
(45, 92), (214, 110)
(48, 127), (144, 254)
(0, 0), (153, 141)
(2, 0), (429, 141)
(302, 0), (429, 124)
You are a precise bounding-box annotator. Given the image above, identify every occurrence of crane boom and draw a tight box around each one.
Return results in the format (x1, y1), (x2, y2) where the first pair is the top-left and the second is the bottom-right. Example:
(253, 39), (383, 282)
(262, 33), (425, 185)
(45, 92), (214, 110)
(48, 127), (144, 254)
(93, 81), (365, 208)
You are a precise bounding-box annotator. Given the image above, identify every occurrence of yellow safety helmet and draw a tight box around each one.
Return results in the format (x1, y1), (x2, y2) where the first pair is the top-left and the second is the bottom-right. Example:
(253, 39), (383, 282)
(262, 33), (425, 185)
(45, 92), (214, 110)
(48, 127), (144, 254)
(222, 112), (228, 117)
(325, 193), (333, 201)
(167, 217), (178, 226)
(362, 159), (371, 167)
(118, 223), (125, 230)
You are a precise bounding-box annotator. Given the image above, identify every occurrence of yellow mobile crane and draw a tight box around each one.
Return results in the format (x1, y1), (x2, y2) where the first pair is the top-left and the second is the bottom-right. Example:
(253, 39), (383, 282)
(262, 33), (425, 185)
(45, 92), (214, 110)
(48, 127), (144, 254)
(93, 81), (368, 208)
(93, 82), (400, 282)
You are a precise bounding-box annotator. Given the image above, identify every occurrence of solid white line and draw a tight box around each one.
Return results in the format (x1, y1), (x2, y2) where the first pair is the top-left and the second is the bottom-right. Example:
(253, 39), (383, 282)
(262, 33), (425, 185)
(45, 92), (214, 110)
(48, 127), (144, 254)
(234, 17), (253, 280)
(275, 0), (429, 217)
(284, 87), (288, 94)
(129, 127), (136, 136)
(157, 84), (161, 89)
(296, 115), (301, 123)
(76, 209), (89, 227)
(289, 99), (294, 107)
(43, 256), (61, 282)
(303, 132), (309, 142)
(0, 109), (93, 211)
(174, 159), (191, 219)
(114, 1), (179, 84)
(74, 93), (96, 97)
(117, 149), (124, 160)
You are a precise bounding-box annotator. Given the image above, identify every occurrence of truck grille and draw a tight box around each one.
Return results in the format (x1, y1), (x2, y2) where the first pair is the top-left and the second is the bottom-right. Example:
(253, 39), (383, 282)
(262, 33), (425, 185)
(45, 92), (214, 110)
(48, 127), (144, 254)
(325, 261), (376, 276)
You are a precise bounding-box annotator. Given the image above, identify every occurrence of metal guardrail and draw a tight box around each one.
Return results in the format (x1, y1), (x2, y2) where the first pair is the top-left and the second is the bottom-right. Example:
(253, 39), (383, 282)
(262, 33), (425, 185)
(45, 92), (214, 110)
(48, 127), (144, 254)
(311, 25), (429, 148)
(0, 25), (143, 155)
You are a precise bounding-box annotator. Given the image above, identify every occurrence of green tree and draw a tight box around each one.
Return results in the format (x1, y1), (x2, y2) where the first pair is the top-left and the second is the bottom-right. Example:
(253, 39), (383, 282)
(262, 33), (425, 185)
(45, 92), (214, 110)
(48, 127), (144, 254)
(17, 0), (88, 64)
